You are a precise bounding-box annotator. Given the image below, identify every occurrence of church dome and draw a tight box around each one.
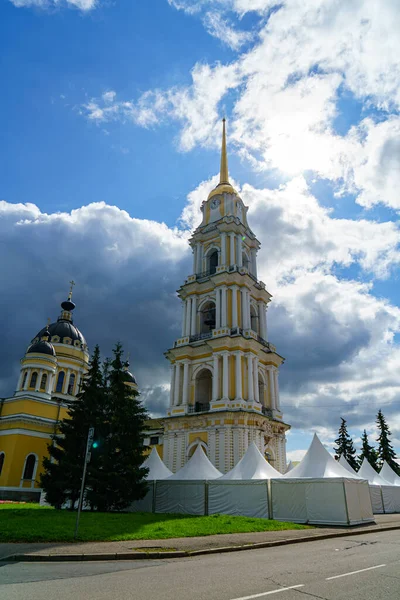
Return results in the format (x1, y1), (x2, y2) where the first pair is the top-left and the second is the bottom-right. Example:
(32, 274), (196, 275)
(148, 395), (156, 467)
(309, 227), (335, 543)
(27, 339), (56, 357)
(124, 370), (137, 385)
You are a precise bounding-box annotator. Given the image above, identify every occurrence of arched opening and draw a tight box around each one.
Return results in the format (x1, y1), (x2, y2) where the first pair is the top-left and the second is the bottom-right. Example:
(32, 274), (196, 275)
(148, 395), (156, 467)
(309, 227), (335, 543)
(67, 373), (76, 395)
(187, 442), (207, 459)
(40, 373), (47, 391)
(208, 249), (219, 275)
(195, 368), (212, 412)
(21, 372), (27, 390)
(29, 372), (38, 389)
(258, 374), (265, 406)
(242, 251), (250, 270)
(250, 304), (259, 334)
(55, 371), (65, 393)
(0, 453), (5, 477)
(200, 300), (216, 333)
(22, 454), (37, 480)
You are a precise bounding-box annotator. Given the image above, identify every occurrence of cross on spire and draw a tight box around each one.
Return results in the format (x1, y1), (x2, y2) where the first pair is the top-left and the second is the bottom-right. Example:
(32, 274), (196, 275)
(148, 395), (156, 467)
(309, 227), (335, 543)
(68, 280), (76, 301)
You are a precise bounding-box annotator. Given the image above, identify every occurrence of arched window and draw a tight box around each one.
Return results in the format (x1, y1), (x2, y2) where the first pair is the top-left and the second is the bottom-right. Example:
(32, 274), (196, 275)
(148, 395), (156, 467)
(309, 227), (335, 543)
(199, 301), (216, 333)
(242, 251), (250, 270)
(258, 374), (265, 406)
(250, 304), (259, 334)
(29, 372), (38, 389)
(0, 453), (5, 477)
(21, 372), (28, 390)
(195, 368), (212, 411)
(40, 373), (47, 391)
(23, 454), (36, 480)
(56, 371), (65, 393)
(67, 373), (76, 395)
(208, 249), (219, 275)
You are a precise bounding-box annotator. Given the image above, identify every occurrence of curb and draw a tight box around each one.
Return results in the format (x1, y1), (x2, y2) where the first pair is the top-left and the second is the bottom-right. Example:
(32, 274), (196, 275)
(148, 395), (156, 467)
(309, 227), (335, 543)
(2, 524), (400, 563)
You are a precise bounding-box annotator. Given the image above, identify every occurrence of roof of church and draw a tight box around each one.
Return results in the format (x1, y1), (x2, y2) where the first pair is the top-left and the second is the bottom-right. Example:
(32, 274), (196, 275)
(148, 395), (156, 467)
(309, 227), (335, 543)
(27, 339), (56, 357)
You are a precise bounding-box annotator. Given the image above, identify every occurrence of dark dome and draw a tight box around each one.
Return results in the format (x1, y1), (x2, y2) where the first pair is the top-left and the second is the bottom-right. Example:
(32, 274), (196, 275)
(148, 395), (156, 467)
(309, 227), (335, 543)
(27, 340), (56, 357)
(124, 370), (137, 385)
(33, 320), (86, 347)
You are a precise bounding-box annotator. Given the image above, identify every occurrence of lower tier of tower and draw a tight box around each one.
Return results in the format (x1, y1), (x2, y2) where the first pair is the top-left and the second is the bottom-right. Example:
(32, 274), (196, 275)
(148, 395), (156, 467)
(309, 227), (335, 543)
(162, 411), (289, 474)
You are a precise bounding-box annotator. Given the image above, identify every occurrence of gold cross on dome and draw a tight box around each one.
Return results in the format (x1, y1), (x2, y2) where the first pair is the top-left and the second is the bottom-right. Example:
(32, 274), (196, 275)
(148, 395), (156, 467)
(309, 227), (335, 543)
(68, 280), (76, 300)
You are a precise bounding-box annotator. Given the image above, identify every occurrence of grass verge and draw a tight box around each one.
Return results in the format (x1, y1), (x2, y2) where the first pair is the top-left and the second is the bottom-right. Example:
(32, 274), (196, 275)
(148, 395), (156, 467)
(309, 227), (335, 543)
(0, 504), (310, 543)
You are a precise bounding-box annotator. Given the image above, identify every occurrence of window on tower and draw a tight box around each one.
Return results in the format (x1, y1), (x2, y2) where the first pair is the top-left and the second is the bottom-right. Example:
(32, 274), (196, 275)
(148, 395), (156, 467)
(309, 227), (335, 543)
(29, 372), (38, 389)
(21, 372), (27, 389)
(55, 371), (65, 393)
(208, 249), (219, 275)
(67, 373), (75, 395)
(195, 368), (212, 411)
(200, 301), (216, 333)
(250, 304), (259, 334)
(22, 454), (37, 480)
(40, 373), (47, 391)
(242, 251), (250, 271)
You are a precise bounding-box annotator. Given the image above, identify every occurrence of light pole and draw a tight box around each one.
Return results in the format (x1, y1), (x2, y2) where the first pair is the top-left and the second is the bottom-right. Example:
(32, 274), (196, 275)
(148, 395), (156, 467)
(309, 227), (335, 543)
(74, 426), (94, 540)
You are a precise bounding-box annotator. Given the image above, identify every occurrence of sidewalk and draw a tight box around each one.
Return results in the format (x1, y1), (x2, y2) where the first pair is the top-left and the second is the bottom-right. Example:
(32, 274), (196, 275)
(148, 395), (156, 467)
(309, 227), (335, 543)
(1, 514), (400, 562)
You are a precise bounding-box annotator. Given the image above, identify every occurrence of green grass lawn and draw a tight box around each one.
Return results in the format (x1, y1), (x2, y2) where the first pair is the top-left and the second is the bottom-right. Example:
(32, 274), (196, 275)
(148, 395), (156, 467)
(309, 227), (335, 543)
(0, 504), (310, 543)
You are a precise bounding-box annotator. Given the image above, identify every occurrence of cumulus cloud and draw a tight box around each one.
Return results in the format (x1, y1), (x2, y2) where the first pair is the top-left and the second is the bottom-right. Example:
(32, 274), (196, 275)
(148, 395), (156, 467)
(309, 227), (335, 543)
(10, 0), (97, 9)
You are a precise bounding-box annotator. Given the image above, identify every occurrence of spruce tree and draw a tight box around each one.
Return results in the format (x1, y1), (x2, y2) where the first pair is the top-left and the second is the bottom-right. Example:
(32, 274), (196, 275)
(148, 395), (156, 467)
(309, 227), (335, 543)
(40, 345), (105, 509)
(86, 343), (149, 511)
(333, 418), (358, 471)
(358, 429), (379, 470)
(376, 410), (400, 475)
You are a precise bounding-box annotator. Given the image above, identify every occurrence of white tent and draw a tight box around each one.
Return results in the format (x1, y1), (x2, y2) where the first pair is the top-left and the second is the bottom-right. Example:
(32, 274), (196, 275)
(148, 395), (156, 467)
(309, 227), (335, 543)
(358, 458), (400, 513)
(339, 455), (359, 476)
(143, 447), (172, 480)
(271, 434), (373, 525)
(380, 461), (400, 486)
(128, 448), (172, 512)
(208, 443), (280, 518)
(286, 461), (294, 474)
(155, 445), (222, 515)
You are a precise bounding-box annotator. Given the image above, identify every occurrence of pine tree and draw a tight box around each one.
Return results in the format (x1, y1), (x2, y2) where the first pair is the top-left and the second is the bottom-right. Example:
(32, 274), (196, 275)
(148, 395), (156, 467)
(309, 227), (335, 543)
(358, 429), (379, 470)
(40, 345), (105, 509)
(333, 418), (358, 471)
(376, 410), (400, 475)
(86, 343), (149, 511)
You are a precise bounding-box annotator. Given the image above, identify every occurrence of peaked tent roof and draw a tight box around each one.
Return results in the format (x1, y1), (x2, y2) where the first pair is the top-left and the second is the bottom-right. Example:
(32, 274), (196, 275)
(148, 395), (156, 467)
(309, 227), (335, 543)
(339, 455), (360, 476)
(168, 445), (223, 480)
(359, 458), (392, 485)
(220, 442), (282, 480)
(283, 434), (360, 479)
(380, 461), (400, 486)
(142, 447), (173, 480)
(286, 461), (294, 474)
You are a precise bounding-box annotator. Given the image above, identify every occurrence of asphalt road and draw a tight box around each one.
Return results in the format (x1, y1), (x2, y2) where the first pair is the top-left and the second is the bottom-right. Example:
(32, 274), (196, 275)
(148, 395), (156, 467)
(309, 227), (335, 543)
(1, 530), (400, 600)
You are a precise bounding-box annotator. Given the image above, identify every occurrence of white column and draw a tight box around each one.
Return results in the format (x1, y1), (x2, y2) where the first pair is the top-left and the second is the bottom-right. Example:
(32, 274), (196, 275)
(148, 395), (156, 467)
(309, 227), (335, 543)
(222, 352), (229, 399)
(23, 369), (30, 390)
(221, 232), (227, 266)
(251, 248), (257, 279)
(47, 372), (54, 394)
(229, 233), (235, 266)
(274, 370), (280, 410)
(268, 367), (275, 410)
(185, 299), (191, 336)
(215, 288), (221, 329)
(190, 296), (197, 335)
(257, 301), (265, 338)
(263, 306), (268, 340)
(221, 286), (227, 327)
(212, 354), (219, 401)
(196, 242), (202, 273)
(235, 352), (242, 400)
(242, 289), (250, 329)
(174, 363), (181, 406)
(254, 358), (259, 402)
(17, 371), (24, 391)
(247, 355), (254, 401)
(35, 369), (43, 391)
(63, 369), (70, 394)
(193, 246), (197, 274)
(169, 365), (175, 407)
(181, 302), (186, 337)
(182, 361), (189, 405)
(232, 285), (238, 328)
(237, 235), (243, 267)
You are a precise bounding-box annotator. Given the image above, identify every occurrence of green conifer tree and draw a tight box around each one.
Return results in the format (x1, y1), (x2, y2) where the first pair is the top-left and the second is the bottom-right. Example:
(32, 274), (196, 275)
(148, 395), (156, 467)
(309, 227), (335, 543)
(333, 418), (358, 471)
(86, 343), (149, 511)
(40, 345), (105, 509)
(358, 429), (379, 470)
(376, 409), (400, 475)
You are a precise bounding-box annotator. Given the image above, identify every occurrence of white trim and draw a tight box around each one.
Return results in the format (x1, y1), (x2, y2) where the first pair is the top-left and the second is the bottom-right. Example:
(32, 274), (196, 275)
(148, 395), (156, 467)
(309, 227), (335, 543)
(0, 413), (59, 425)
(0, 486), (42, 492)
(186, 439), (208, 458)
(0, 429), (53, 439)
(3, 395), (67, 408)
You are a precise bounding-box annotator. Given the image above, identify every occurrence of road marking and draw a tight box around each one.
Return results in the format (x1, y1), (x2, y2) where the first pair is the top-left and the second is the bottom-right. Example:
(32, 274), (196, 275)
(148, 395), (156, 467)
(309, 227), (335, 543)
(230, 585), (305, 600)
(326, 564), (386, 581)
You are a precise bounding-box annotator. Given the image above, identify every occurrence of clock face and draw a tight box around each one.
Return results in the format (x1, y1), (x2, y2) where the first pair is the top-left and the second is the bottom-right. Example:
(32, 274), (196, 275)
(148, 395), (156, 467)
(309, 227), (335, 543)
(211, 197), (220, 209)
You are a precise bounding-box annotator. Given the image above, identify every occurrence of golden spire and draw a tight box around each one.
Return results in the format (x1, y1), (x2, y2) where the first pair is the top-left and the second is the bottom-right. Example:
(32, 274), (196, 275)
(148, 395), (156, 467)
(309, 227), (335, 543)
(207, 118), (237, 201)
(68, 280), (76, 301)
(220, 118), (229, 184)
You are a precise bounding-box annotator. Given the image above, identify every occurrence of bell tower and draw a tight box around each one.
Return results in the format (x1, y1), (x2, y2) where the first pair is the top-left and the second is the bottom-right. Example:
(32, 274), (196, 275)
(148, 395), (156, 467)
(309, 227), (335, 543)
(164, 120), (290, 474)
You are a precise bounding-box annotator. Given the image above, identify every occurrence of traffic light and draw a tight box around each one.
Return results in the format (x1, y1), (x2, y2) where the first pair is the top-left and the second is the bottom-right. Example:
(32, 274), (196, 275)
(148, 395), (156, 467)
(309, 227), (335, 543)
(92, 441), (99, 449)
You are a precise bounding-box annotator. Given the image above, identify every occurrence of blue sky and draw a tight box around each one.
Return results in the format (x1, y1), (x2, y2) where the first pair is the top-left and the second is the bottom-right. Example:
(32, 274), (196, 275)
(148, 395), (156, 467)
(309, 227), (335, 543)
(1, 0), (400, 463)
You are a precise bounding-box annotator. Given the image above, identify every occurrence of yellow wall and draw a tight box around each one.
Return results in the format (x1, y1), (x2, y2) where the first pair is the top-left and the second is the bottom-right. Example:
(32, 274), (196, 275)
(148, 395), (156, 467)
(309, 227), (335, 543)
(1, 399), (66, 421)
(0, 433), (50, 488)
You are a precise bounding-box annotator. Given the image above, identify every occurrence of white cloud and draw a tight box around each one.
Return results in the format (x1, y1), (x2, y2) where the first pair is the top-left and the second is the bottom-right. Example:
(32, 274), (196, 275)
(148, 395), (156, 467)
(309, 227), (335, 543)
(10, 0), (97, 9)
(202, 11), (253, 50)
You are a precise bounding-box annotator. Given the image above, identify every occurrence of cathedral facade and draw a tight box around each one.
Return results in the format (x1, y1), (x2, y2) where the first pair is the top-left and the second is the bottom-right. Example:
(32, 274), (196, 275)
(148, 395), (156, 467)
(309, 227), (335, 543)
(163, 121), (290, 474)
